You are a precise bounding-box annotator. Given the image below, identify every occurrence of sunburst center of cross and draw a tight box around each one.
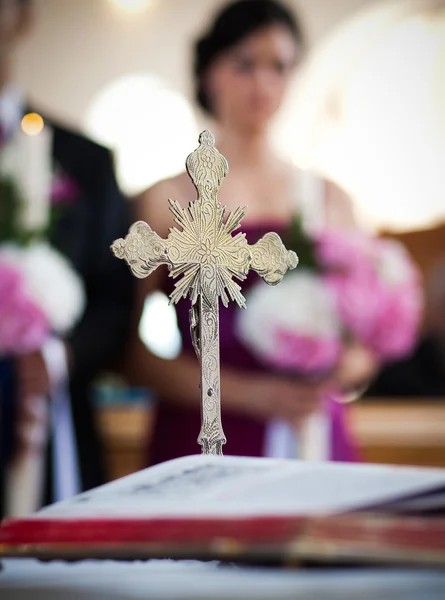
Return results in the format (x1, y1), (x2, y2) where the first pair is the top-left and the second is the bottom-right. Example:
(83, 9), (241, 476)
(197, 239), (220, 265)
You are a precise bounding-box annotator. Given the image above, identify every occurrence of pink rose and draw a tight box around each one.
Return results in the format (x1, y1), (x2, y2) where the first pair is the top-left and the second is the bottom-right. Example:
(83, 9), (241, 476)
(326, 270), (423, 361)
(374, 238), (421, 289)
(0, 262), (22, 301)
(365, 283), (423, 360)
(315, 230), (375, 275)
(0, 262), (49, 355)
(270, 328), (341, 375)
(324, 271), (383, 343)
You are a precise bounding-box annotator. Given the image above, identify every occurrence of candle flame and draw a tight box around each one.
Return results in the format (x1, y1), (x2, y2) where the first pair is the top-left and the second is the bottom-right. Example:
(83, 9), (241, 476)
(21, 113), (44, 137)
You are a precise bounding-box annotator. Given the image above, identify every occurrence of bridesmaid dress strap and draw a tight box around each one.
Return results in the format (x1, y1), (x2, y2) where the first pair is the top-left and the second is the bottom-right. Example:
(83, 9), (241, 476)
(293, 169), (326, 233)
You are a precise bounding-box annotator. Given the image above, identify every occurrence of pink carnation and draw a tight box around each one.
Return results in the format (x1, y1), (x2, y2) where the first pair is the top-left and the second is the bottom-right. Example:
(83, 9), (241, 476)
(374, 238), (421, 289)
(326, 269), (422, 362)
(0, 262), (49, 355)
(364, 284), (423, 360)
(325, 271), (383, 343)
(315, 230), (375, 275)
(239, 228), (423, 376)
(0, 262), (22, 300)
(51, 173), (79, 205)
(271, 329), (341, 375)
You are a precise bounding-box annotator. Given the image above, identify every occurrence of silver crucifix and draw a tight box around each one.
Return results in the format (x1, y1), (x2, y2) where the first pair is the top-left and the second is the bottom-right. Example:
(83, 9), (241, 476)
(111, 131), (298, 456)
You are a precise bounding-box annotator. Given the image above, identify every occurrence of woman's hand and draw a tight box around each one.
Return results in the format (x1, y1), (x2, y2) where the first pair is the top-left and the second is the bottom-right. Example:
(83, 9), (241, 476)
(16, 351), (50, 401)
(227, 372), (332, 424)
(13, 351), (51, 460)
(335, 341), (379, 393)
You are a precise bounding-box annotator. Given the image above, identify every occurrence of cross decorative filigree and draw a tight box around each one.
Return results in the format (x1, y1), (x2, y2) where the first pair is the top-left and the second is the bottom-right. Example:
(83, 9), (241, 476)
(111, 131), (298, 455)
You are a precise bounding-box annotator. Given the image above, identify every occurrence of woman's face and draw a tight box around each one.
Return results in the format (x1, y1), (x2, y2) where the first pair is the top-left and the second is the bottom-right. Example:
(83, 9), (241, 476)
(206, 24), (300, 132)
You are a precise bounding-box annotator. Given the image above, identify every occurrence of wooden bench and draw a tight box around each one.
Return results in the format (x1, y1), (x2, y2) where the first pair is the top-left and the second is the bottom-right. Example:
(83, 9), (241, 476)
(96, 399), (445, 481)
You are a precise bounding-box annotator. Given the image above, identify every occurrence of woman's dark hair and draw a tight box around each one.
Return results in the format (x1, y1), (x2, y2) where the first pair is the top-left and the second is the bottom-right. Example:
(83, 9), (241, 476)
(194, 0), (304, 114)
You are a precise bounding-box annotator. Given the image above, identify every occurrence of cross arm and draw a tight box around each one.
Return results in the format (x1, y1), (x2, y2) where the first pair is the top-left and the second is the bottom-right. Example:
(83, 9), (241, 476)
(111, 220), (170, 279)
(248, 232), (298, 286)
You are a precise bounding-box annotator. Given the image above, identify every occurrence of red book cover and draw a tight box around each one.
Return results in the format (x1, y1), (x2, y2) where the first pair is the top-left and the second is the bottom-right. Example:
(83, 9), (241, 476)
(1, 455), (444, 566)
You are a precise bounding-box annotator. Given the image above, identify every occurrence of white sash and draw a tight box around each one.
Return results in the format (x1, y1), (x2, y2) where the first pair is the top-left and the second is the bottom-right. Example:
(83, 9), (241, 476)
(44, 337), (81, 502)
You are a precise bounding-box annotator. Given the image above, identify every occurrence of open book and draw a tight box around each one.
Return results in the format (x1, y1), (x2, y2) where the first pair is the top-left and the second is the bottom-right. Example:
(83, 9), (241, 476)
(1, 455), (444, 566)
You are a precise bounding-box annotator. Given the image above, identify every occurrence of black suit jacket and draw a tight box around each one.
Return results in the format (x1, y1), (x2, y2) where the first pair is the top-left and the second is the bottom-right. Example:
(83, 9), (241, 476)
(46, 120), (134, 493)
(1, 115), (134, 514)
(366, 336), (445, 398)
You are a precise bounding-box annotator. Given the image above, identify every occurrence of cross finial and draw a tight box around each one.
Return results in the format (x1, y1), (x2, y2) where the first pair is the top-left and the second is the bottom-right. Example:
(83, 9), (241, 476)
(112, 131), (298, 455)
(186, 130), (228, 193)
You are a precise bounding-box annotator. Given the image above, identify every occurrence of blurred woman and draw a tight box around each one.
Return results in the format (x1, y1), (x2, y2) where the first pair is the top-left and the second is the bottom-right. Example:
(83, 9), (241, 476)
(127, 0), (375, 464)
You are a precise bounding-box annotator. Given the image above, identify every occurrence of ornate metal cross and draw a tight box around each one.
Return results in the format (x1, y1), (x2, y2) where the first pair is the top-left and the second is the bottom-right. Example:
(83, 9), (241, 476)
(112, 131), (298, 456)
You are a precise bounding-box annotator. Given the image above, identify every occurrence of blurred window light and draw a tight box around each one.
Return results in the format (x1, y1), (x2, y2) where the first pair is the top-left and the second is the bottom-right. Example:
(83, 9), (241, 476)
(337, 13), (445, 233)
(84, 74), (198, 195)
(109, 0), (155, 14)
(139, 292), (181, 360)
(275, 0), (445, 233)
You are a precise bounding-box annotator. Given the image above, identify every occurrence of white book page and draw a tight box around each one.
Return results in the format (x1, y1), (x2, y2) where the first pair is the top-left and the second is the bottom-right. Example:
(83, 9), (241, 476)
(35, 455), (445, 520)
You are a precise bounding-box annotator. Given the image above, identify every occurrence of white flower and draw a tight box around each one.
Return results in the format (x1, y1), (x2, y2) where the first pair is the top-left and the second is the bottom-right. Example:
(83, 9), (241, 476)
(0, 242), (85, 335)
(375, 239), (417, 287)
(237, 270), (340, 358)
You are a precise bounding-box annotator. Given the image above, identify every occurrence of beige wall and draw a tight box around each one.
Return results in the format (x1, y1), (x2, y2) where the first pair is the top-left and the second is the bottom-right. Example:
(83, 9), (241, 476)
(15, 0), (379, 130)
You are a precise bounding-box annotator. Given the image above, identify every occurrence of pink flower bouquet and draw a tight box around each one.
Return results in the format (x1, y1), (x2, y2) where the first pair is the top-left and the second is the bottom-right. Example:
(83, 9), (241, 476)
(237, 223), (423, 379)
(0, 262), (48, 356)
(319, 232), (423, 361)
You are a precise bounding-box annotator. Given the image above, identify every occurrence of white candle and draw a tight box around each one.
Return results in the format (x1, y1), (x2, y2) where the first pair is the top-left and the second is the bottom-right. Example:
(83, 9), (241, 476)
(17, 123), (53, 232)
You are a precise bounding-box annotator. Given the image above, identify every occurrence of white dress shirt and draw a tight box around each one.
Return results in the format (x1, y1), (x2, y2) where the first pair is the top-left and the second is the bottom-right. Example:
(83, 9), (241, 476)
(0, 84), (24, 137)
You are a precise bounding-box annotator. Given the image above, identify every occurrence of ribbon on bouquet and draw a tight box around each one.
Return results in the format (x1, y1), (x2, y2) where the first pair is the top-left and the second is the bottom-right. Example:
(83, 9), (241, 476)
(5, 337), (80, 517)
(264, 413), (330, 461)
(45, 338), (80, 503)
(300, 412), (330, 461)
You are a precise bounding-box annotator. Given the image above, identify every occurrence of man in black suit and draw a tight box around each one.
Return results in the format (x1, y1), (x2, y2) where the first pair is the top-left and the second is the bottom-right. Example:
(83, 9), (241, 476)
(0, 0), (134, 514)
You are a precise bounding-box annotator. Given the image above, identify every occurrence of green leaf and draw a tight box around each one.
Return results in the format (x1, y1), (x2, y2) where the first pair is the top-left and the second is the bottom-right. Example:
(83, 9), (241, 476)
(0, 176), (22, 243)
(283, 214), (320, 271)
(0, 176), (48, 246)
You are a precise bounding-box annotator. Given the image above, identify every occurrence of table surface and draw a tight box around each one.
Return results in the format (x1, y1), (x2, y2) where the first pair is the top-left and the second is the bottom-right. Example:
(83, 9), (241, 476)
(1, 559), (445, 600)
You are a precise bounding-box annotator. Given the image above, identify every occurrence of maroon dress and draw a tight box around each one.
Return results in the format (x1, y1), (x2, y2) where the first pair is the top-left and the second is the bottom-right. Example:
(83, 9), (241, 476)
(148, 223), (358, 465)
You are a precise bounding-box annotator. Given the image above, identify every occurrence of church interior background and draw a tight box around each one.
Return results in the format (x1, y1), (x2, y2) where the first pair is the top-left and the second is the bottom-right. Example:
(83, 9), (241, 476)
(15, 0), (445, 480)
